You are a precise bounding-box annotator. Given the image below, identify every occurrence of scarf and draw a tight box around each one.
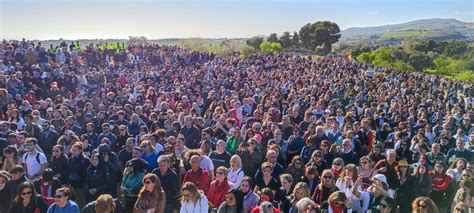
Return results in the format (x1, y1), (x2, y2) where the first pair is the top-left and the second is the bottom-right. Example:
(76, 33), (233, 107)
(330, 203), (344, 213)
(41, 178), (54, 197)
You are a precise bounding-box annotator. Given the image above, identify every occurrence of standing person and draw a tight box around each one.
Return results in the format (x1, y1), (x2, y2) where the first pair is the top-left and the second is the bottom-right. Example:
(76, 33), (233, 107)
(85, 153), (112, 201)
(38, 120), (59, 159)
(236, 138), (262, 178)
(152, 155), (180, 213)
(209, 140), (231, 170)
(0, 171), (11, 213)
(22, 138), (48, 180)
(180, 182), (209, 213)
(47, 187), (80, 213)
(134, 173), (166, 213)
(48, 145), (68, 184)
(411, 197), (439, 213)
(33, 168), (61, 199)
(374, 149), (399, 190)
(429, 161), (452, 213)
(9, 181), (48, 213)
(180, 116), (201, 149)
(395, 160), (416, 213)
(67, 142), (90, 209)
(413, 164), (433, 197)
(121, 159), (145, 213)
(240, 177), (259, 213)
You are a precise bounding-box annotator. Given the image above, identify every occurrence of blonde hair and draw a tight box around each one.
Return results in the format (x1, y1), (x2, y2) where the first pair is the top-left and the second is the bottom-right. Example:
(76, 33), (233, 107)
(230, 155), (242, 169)
(181, 182), (201, 203)
(95, 194), (116, 213)
(291, 182), (311, 203)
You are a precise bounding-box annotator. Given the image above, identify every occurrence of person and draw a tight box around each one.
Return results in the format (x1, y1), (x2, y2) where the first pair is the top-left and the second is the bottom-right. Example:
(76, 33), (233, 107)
(207, 166), (232, 209)
(180, 182), (209, 213)
(48, 145), (68, 184)
(34, 168), (61, 199)
(82, 194), (124, 213)
(446, 158), (468, 182)
(335, 164), (361, 211)
(429, 161), (452, 212)
(4, 165), (29, 205)
(183, 155), (211, 193)
(452, 203), (469, 213)
(134, 173), (166, 213)
(210, 140), (231, 171)
(120, 159), (145, 213)
(374, 149), (399, 190)
(337, 139), (358, 165)
(254, 162), (280, 196)
(217, 189), (244, 213)
(38, 120), (60, 159)
(226, 128), (244, 155)
(85, 153), (113, 201)
(295, 197), (320, 213)
(0, 171), (10, 213)
(351, 175), (392, 212)
(152, 155), (180, 213)
(237, 138), (262, 178)
(21, 137), (48, 180)
(139, 140), (159, 173)
(411, 196), (439, 213)
(286, 156), (305, 182)
(312, 169), (338, 205)
(306, 150), (329, 177)
(2, 145), (20, 172)
(251, 201), (281, 213)
(395, 160), (416, 212)
(375, 196), (397, 213)
(240, 177), (259, 213)
(67, 142), (90, 209)
(446, 139), (471, 163)
(9, 181), (48, 213)
(289, 182), (311, 213)
(47, 187), (80, 213)
(254, 150), (284, 181)
(320, 191), (352, 213)
(452, 179), (471, 212)
(227, 155), (245, 189)
(180, 115), (201, 149)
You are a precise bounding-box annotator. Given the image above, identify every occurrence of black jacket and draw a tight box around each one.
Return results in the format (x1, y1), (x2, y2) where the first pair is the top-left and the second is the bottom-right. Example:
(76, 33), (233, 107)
(49, 155), (68, 184)
(8, 195), (48, 213)
(85, 164), (112, 201)
(38, 130), (60, 159)
(67, 155), (90, 188)
(153, 167), (180, 210)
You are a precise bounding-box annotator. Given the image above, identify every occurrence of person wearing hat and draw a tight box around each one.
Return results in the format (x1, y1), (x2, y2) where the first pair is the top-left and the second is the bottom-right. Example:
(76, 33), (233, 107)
(352, 174), (392, 212)
(395, 159), (416, 212)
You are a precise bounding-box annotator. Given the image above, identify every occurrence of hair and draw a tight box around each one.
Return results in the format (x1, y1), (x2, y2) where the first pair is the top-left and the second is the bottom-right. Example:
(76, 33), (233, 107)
(95, 194), (116, 213)
(261, 162), (273, 171)
(295, 197), (319, 213)
(259, 201), (274, 213)
(318, 169), (336, 190)
(290, 155), (304, 168)
(157, 154), (171, 164)
(56, 187), (72, 199)
(181, 182), (202, 203)
(230, 155), (242, 169)
(227, 189), (244, 213)
(449, 158), (467, 170)
(411, 197), (439, 213)
(414, 164), (430, 179)
(138, 173), (163, 200)
(359, 156), (373, 166)
(216, 166), (229, 177)
(15, 181), (38, 202)
(338, 164), (358, 182)
(291, 182), (311, 203)
(71, 142), (83, 153)
(259, 187), (274, 201)
(9, 165), (25, 174)
(328, 191), (347, 204)
(241, 176), (254, 192)
(453, 203), (469, 213)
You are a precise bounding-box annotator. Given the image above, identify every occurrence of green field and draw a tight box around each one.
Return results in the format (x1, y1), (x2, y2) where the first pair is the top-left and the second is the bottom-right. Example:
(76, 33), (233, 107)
(379, 30), (460, 39)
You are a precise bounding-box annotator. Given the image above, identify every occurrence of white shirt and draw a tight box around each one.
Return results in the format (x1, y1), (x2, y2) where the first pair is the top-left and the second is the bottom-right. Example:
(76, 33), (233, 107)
(21, 151), (47, 177)
(227, 168), (245, 189)
(180, 193), (209, 213)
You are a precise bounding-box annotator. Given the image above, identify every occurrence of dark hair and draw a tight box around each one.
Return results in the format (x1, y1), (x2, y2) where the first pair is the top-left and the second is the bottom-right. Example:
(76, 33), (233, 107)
(10, 165), (25, 174)
(55, 187), (72, 199)
(228, 189), (244, 212)
(15, 181), (38, 202)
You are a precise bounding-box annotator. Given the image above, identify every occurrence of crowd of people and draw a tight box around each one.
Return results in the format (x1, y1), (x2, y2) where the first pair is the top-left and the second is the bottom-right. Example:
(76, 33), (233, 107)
(0, 38), (472, 213)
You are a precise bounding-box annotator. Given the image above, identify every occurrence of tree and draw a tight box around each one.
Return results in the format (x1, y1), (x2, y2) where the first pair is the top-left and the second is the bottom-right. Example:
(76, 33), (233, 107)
(268, 33), (279, 43)
(292, 31), (300, 48)
(246, 36), (264, 50)
(260, 41), (282, 53)
(279, 32), (292, 48)
(408, 53), (433, 71)
(299, 21), (341, 54)
(239, 45), (256, 58)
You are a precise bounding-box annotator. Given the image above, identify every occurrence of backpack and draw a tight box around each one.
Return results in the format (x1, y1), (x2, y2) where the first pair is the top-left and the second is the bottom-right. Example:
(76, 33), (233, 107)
(24, 152), (41, 165)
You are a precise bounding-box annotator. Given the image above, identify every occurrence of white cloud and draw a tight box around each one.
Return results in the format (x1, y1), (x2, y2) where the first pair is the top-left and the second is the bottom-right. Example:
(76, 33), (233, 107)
(369, 10), (379, 15)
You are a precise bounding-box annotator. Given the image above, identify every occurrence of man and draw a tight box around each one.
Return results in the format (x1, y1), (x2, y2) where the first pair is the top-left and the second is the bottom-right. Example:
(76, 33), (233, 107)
(153, 155), (180, 213)
(175, 134), (189, 161)
(23, 114), (42, 140)
(337, 139), (359, 165)
(21, 137), (48, 180)
(180, 115), (201, 149)
(84, 122), (99, 147)
(183, 155), (210, 193)
(98, 123), (117, 145)
(5, 165), (29, 205)
(201, 127), (217, 150)
(0, 121), (13, 139)
(118, 137), (134, 171)
(446, 138), (471, 163)
(31, 110), (47, 127)
(127, 113), (147, 137)
(62, 116), (83, 136)
(38, 120), (60, 159)
(209, 140), (231, 170)
(255, 150), (284, 180)
(374, 149), (399, 190)
(267, 129), (288, 153)
(98, 144), (120, 197)
(427, 143), (447, 164)
(312, 126), (330, 148)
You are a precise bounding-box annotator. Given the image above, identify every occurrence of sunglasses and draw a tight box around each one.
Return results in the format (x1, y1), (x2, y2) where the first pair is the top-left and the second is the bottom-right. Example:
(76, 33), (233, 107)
(418, 204), (427, 209)
(216, 172), (224, 175)
(323, 176), (333, 179)
(462, 174), (471, 177)
(321, 145), (328, 147)
(21, 191), (32, 196)
(361, 161), (368, 164)
(53, 194), (63, 198)
(182, 192), (191, 197)
(144, 180), (154, 185)
(378, 203), (388, 209)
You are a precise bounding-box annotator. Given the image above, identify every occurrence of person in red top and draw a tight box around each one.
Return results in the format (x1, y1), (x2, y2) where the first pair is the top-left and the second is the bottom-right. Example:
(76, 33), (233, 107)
(430, 161), (452, 212)
(206, 166), (231, 209)
(183, 155), (210, 194)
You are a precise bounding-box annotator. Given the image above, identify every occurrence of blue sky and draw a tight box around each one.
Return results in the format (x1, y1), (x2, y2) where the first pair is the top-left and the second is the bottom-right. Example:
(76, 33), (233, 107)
(1, 0), (473, 40)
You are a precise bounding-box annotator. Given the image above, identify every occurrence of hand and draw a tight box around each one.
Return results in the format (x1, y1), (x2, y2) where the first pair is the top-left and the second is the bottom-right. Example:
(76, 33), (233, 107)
(378, 167), (387, 173)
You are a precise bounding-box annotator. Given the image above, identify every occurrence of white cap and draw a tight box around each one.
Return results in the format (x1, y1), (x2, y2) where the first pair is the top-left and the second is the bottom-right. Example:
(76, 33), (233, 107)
(373, 174), (388, 186)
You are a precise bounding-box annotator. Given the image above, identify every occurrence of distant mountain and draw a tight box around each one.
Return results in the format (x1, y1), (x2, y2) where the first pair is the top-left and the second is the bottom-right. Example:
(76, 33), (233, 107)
(342, 18), (474, 39)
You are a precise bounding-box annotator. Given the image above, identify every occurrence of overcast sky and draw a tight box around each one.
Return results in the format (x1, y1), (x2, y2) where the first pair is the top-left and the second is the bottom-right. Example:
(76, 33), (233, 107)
(1, 0), (473, 40)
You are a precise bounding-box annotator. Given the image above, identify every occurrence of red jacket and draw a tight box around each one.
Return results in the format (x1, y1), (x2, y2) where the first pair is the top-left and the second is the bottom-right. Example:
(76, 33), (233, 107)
(183, 168), (210, 194)
(431, 171), (452, 191)
(206, 178), (230, 208)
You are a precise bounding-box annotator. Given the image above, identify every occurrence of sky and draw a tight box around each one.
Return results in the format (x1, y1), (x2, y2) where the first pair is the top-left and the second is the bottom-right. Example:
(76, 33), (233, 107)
(1, 0), (473, 40)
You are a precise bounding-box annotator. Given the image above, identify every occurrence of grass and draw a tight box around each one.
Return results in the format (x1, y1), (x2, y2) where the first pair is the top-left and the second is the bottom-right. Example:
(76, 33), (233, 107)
(380, 30), (458, 39)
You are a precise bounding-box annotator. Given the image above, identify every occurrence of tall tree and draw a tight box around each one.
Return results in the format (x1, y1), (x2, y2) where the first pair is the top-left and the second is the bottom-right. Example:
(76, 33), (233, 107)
(292, 31), (300, 48)
(268, 33), (279, 43)
(299, 21), (341, 54)
(246, 36), (264, 50)
(279, 32), (292, 48)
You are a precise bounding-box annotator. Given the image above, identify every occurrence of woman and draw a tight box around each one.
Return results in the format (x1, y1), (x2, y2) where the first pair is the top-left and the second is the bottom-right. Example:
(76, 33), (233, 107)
(251, 188), (279, 213)
(320, 140), (335, 164)
(286, 156), (305, 182)
(452, 179), (471, 212)
(430, 161), (452, 212)
(357, 156), (377, 190)
(180, 182), (209, 213)
(375, 196), (397, 213)
(312, 169), (339, 205)
(121, 159), (145, 213)
(85, 153), (112, 201)
(331, 158), (345, 180)
(48, 145), (68, 184)
(8, 109), (24, 129)
(254, 162), (280, 195)
(300, 137), (318, 164)
(240, 177), (259, 213)
(413, 164), (433, 197)
(217, 189), (244, 213)
(299, 166), (319, 195)
(277, 174), (293, 212)
(67, 142), (90, 209)
(367, 145), (384, 164)
(199, 140), (212, 156)
(140, 140), (159, 172)
(9, 181), (48, 213)
(226, 128), (244, 155)
(237, 138), (262, 178)
(335, 164), (362, 212)
(228, 155), (245, 189)
(82, 194), (121, 213)
(207, 166), (232, 209)
(320, 191), (352, 213)
(2, 145), (20, 171)
(395, 159), (416, 213)
(446, 158), (467, 182)
(289, 182), (311, 213)
(411, 197), (439, 213)
(47, 187), (80, 213)
(134, 173), (166, 213)
(452, 203), (468, 213)
(306, 150), (329, 176)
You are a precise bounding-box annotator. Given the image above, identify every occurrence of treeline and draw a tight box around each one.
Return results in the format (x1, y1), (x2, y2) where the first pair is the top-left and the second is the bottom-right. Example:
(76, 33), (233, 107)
(338, 39), (474, 82)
